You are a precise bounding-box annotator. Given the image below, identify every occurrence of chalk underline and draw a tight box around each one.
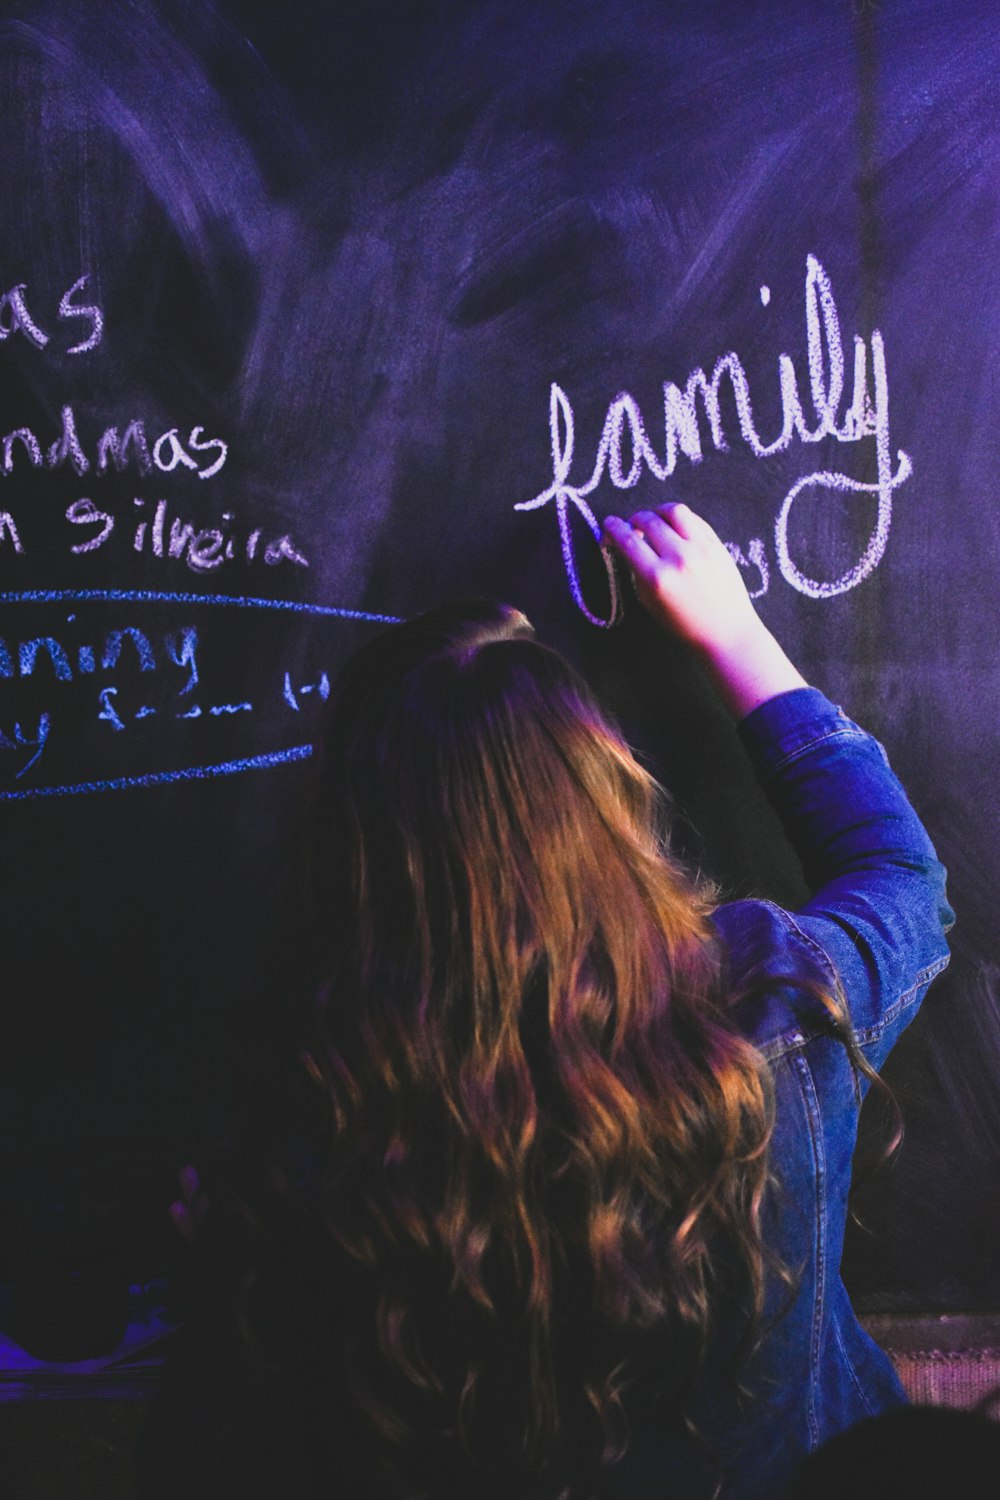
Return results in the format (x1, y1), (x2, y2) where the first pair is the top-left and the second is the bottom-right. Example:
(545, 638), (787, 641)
(0, 744), (314, 802)
(0, 589), (402, 622)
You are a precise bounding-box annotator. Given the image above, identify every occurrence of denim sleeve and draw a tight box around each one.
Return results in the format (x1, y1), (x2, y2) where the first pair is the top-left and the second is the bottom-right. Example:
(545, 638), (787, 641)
(737, 687), (954, 1068)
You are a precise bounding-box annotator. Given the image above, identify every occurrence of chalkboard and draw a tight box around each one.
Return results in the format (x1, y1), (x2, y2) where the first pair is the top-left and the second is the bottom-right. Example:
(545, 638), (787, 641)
(2, 0), (998, 1351)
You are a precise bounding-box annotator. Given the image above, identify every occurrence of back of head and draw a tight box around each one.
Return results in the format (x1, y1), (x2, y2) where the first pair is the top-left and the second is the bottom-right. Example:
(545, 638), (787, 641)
(313, 599), (695, 1024)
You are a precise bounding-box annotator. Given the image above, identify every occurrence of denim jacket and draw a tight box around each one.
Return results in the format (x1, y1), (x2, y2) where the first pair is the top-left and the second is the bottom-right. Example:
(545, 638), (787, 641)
(621, 687), (953, 1499)
(141, 689), (952, 1500)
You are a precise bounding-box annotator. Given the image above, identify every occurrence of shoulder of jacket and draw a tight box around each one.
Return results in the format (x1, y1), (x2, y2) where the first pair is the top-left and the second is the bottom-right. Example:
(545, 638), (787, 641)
(713, 897), (842, 1057)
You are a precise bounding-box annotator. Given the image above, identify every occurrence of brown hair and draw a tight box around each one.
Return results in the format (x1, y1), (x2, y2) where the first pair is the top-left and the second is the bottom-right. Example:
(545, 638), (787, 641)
(234, 601), (776, 1497)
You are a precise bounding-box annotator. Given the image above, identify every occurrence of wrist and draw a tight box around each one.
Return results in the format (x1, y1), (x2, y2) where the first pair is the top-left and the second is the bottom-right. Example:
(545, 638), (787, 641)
(696, 620), (808, 719)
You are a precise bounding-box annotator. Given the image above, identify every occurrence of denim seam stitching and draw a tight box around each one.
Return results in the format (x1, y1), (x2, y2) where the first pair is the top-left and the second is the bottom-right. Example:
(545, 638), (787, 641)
(759, 1030), (808, 1063)
(759, 903), (948, 1045)
(790, 1050), (825, 1448)
(832, 1315), (882, 1417)
(850, 956), (950, 1043)
(759, 901), (841, 989)
(756, 725), (866, 780)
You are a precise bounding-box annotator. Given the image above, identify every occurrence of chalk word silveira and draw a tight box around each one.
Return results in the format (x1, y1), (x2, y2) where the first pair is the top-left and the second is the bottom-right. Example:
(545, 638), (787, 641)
(516, 254), (912, 626)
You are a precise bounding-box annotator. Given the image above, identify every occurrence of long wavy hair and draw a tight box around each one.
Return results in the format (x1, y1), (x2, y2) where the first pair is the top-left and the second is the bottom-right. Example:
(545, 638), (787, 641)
(227, 601), (778, 1498)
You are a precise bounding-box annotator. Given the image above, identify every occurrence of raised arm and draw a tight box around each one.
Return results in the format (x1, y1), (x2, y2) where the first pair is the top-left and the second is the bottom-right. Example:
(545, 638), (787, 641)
(603, 502), (953, 1062)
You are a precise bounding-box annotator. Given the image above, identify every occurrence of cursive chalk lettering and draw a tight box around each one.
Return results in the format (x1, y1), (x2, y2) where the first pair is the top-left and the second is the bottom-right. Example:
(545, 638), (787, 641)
(516, 253), (913, 624)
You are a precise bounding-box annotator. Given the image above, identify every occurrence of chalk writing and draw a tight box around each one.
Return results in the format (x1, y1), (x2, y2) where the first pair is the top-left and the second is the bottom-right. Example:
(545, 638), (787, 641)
(1, 498), (310, 573)
(96, 688), (252, 734)
(130, 499), (309, 572)
(0, 285), (49, 349)
(0, 260), (391, 800)
(516, 253), (913, 625)
(724, 539), (769, 599)
(58, 276), (104, 355)
(1, 635), (333, 780)
(0, 594), (399, 798)
(44, 497), (310, 574)
(2, 620), (199, 691)
(0, 511), (23, 554)
(0, 589), (401, 622)
(0, 619), (196, 770)
(0, 406), (227, 480)
(283, 670), (330, 710)
(6, 650), (326, 774)
(97, 686), (125, 731)
(0, 746), (314, 803)
(0, 712), (49, 777)
(66, 499), (114, 554)
(0, 275), (103, 354)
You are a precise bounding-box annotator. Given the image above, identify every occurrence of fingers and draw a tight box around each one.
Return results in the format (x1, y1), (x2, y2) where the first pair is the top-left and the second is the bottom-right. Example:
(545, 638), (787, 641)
(627, 508), (687, 557)
(636, 502), (717, 544)
(602, 513), (663, 570)
(604, 502), (721, 555)
(650, 501), (699, 541)
(604, 503), (691, 562)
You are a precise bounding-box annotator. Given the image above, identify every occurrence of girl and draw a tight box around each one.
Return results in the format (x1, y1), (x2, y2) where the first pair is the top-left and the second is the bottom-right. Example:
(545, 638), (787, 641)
(142, 502), (952, 1499)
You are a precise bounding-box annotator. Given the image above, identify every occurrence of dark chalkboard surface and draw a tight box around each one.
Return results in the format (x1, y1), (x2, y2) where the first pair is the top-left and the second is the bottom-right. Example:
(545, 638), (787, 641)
(2, 0), (998, 1347)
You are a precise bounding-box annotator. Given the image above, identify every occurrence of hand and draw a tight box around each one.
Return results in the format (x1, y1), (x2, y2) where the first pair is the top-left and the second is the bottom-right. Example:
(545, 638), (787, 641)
(603, 503), (760, 654)
(602, 502), (808, 717)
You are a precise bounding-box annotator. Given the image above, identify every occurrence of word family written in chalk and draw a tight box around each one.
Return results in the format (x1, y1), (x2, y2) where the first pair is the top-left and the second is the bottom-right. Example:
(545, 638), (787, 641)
(516, 252), (912, 626)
